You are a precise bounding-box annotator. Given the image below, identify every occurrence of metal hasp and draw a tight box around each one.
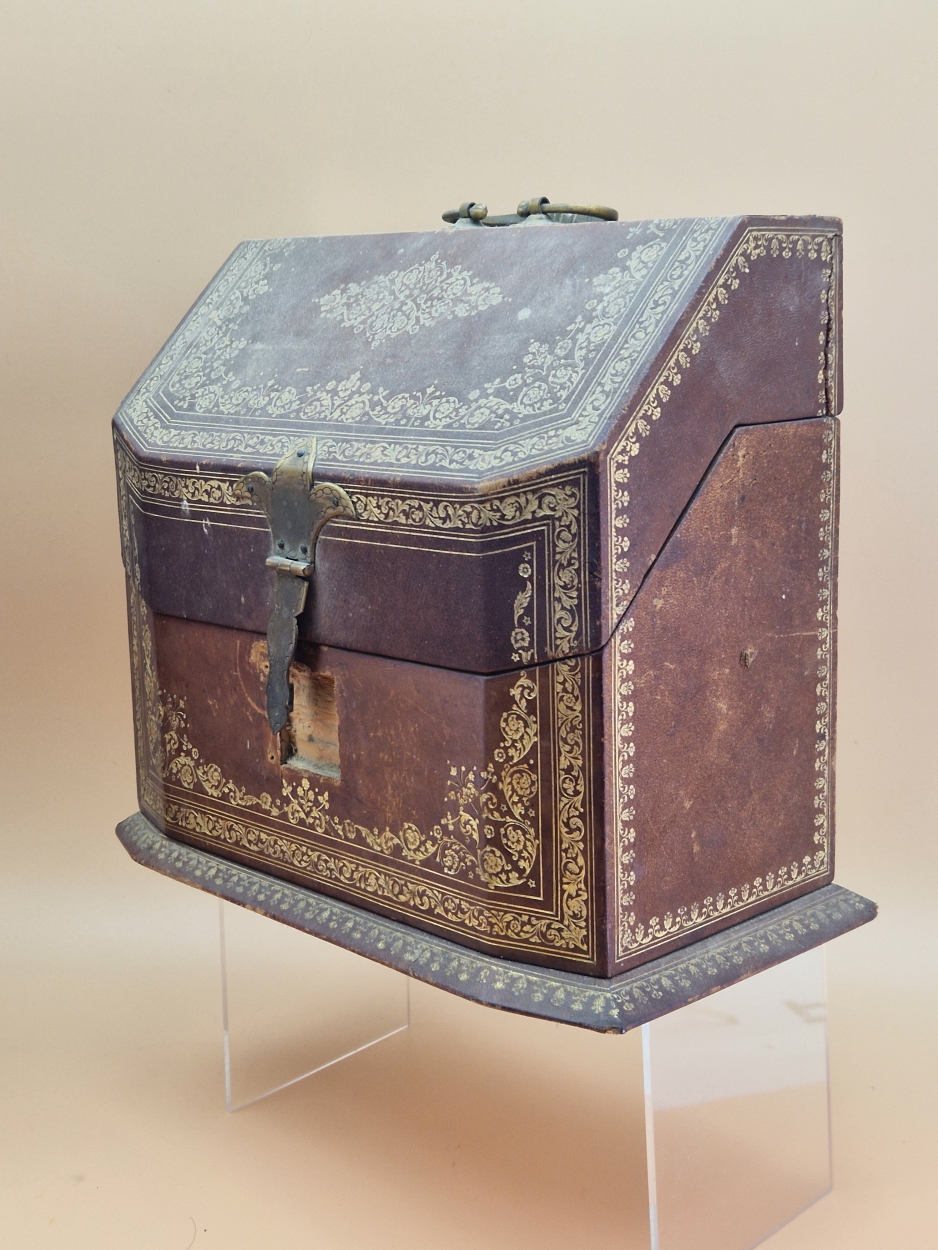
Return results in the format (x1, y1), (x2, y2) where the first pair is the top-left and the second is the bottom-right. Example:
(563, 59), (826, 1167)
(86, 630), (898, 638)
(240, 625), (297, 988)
(235, 439), (356, 734)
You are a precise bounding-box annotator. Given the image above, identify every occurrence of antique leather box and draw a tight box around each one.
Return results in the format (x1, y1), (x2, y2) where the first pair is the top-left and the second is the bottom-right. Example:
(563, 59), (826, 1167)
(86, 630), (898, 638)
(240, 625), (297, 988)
(114, 205), (842, 978)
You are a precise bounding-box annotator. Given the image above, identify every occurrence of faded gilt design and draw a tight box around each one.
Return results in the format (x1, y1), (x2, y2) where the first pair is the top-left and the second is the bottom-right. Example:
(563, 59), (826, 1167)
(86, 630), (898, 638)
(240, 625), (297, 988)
(124, 583), (164, 823)
(348, 479), (584, 657)
(608, 226), (840, 622)
(116, 219), (732, 477)
(116, 452), (240, 509)
(443, 675), (540, 887)
(612, 420), (837, 961)
(511, 549), (535, 664)
(318, 253), (503, 347)
(125, 579), (593, 960)
(117, 813), (877, 1033)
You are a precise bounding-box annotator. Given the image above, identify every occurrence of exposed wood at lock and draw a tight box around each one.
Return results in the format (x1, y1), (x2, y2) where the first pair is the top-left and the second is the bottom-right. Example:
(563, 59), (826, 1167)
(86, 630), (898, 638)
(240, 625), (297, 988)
(282, 664), (340, 780)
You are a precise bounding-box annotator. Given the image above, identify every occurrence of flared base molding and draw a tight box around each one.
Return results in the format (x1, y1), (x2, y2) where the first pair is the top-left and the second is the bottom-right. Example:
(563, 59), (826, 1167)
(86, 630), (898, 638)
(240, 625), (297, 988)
(117, 812), (875, 1034)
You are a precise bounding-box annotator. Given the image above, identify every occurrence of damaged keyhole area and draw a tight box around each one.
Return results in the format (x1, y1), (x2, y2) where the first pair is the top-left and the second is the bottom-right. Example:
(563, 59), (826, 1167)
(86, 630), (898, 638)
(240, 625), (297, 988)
(281, 663), (341, 780)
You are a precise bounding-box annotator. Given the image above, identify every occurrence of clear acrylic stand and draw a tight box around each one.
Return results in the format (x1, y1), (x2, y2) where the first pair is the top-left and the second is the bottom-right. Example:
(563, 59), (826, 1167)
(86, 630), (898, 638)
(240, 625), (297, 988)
(218, 900), (410, 1112)
(643, 946), (831, 1250)
(219, 903), (830, 1248)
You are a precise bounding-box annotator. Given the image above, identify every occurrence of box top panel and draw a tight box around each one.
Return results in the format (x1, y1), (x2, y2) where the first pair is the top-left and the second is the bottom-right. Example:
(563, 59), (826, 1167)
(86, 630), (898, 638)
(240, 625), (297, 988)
(114, 216), (741, 484)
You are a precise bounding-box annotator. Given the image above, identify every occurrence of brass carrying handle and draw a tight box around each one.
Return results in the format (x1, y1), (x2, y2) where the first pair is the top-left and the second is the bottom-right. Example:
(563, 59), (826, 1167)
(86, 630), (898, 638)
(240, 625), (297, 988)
(442, 197), (618, 226)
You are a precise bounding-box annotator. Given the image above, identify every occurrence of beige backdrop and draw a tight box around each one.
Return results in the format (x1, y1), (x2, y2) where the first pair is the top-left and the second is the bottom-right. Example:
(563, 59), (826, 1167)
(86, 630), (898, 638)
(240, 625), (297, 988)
(1, 1), (936, 1246)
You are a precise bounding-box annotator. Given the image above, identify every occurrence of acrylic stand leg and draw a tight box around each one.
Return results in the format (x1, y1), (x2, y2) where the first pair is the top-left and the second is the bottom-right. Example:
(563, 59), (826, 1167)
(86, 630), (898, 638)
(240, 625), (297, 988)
(218, 901), (410, 1112)
(642, 946), (831, 1250)
(217, 900), (831, 1247)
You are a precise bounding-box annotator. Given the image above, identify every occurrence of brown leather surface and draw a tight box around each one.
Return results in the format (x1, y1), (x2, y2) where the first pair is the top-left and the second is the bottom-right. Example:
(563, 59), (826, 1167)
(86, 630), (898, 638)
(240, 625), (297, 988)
(599, 222), (841, 639)
(139, 610), (606, 972)
(606, 416), (837, 972)
(132, 416), (836, 975)
(119, 452), (601, 671)
(115, 216), (842, 674)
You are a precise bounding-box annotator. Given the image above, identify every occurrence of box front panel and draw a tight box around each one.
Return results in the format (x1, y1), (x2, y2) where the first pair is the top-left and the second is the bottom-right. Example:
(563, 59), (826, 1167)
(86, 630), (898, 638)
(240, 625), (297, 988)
(124, 583), (605, 972)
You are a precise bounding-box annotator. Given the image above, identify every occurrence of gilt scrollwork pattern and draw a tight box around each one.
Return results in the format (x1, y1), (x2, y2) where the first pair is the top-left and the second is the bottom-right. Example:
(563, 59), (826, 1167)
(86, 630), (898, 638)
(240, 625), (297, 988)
(510, 549), (535, 664)
(125, 583), (165, 821)
(813, 421), (836, 874)
(161, 792), (591, 956)
(613, 420), (836, 960)
(158, 674), (541, 892)
(553, 657), (590, 947)
(116, 450), (238, 509)
(439, 674), (540, 888)
(348, 484), (583, 656)
(612, 618), (636, 956)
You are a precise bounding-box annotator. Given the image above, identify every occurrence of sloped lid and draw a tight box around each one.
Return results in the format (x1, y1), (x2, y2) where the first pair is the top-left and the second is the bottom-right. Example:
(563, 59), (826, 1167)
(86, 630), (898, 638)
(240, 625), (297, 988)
(115, 213), (841, 674)
(115, 216), (739, 483)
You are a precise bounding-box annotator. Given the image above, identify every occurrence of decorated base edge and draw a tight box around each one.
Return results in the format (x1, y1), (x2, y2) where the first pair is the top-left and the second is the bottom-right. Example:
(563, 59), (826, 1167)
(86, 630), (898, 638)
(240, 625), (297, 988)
(117, 812), (877, 1034)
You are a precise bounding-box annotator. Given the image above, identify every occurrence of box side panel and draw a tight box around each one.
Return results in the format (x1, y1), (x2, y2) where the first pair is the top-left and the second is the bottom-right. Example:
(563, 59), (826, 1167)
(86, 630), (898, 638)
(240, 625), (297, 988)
(601, 222), (842, 639)
(605, 417), (838, 974)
